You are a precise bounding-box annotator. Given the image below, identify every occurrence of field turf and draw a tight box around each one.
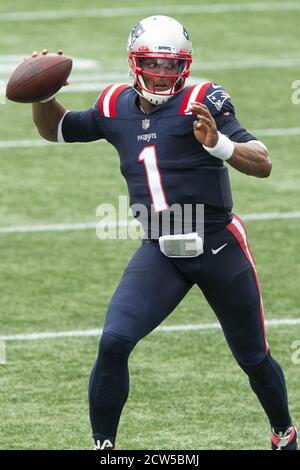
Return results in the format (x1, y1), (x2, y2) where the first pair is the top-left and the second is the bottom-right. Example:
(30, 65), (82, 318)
(0, 0), (299, 450)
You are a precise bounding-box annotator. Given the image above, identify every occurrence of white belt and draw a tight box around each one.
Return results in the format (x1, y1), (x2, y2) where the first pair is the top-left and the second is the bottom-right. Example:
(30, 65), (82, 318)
(159, 232), (203, 258)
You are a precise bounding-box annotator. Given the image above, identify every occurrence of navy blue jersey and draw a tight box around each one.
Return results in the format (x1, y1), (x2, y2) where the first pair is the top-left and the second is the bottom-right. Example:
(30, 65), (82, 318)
(60, 82), (257, 234)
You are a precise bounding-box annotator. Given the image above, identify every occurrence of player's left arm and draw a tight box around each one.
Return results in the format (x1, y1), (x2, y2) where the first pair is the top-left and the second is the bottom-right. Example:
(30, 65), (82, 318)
(187, 101), (272, 178)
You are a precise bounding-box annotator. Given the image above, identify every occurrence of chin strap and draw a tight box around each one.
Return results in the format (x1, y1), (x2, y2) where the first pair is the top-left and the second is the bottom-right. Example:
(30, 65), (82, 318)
(141, 88), (173, 105)
(132, 83), (170, 106)
(131, 71), (181, 105)
(138, 74), (173, 105)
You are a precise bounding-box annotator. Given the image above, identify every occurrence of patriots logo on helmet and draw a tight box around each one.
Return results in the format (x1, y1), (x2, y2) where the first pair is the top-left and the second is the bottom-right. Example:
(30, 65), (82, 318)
(183, 27), (190, 41)
(128, 22), (145, 49)
(207, 89), (230, 111)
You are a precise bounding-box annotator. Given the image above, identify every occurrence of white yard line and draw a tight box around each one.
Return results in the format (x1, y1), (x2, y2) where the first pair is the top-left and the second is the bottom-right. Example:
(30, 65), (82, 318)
(0, 57), (98, 74)
(241, 211), (300, 221)
(0, 211), (299, 234)
(1, 3), (300, 22)
(1, 127), (300, 150)
(251, 128), (300, 137)
(1, 317), (300, 342)
(0, 139), (60, 148)
(1, 58), (300, 87)
(192, 58), (300, 71)
(0, 139), (86, 148)
(0, 222), (99, 233)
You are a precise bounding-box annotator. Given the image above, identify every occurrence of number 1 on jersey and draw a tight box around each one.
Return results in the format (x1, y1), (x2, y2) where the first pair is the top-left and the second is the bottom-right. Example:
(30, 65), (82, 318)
(138, 145), (169, 212)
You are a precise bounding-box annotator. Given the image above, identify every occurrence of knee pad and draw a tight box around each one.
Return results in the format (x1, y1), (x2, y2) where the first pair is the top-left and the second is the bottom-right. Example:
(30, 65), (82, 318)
(98, 333), (135, 366)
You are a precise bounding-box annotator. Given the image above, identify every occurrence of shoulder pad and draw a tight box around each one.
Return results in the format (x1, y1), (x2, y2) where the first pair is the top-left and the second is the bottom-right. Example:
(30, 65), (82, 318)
(179, 82), (232, 116)
(179, 82), (213, 115)
(96, 84), (130, 118)
(203, 83), (232, 115)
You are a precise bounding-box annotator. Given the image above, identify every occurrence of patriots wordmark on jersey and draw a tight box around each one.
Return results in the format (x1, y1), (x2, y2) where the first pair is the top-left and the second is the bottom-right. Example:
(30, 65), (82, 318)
(58, 81), (257, 237)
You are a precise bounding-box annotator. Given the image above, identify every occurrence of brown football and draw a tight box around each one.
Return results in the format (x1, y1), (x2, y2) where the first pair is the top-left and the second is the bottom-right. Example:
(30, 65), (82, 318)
(6, 53), (73, 103)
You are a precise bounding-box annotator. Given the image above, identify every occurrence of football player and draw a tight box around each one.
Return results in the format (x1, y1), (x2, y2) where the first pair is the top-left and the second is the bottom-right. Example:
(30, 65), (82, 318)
(32, 16), (297, 450)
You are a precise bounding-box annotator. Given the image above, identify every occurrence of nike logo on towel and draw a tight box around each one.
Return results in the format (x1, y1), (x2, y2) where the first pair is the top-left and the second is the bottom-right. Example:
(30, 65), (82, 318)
(211, 243), (228, 255)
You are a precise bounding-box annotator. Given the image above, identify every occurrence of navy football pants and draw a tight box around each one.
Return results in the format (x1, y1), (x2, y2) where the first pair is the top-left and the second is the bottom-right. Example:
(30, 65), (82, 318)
(89, 215), (292, 442)
(103, 215), (268, 362)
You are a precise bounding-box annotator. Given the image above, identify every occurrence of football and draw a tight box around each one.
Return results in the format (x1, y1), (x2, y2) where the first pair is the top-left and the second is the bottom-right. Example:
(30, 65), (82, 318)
(6, 53), (73, 103)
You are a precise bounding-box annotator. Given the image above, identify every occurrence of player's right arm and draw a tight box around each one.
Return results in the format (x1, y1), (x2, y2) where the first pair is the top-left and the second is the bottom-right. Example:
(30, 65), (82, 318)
(32, 49), (106, 143)
(32, 98), (67, 142)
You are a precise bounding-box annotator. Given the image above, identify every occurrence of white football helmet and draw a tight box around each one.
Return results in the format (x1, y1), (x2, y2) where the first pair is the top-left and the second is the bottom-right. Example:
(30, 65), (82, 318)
(127, 15), (192, 105)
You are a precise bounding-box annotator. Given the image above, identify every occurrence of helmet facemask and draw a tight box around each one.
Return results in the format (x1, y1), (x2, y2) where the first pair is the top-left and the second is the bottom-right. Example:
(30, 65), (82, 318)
(129, 50), (192, 105)
(127, 16), (193, 106)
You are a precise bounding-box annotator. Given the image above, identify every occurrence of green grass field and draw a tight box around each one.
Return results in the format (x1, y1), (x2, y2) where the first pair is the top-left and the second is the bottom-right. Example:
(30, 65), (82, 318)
(0, 0), (300, 450)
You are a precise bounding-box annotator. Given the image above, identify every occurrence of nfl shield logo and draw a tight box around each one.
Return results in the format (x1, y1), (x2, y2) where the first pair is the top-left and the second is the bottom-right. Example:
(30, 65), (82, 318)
(142, 119), (150, 130)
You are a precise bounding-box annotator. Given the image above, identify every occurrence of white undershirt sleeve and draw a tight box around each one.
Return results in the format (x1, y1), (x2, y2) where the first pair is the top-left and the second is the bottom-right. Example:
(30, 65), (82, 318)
(57, 111), (70, 143)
